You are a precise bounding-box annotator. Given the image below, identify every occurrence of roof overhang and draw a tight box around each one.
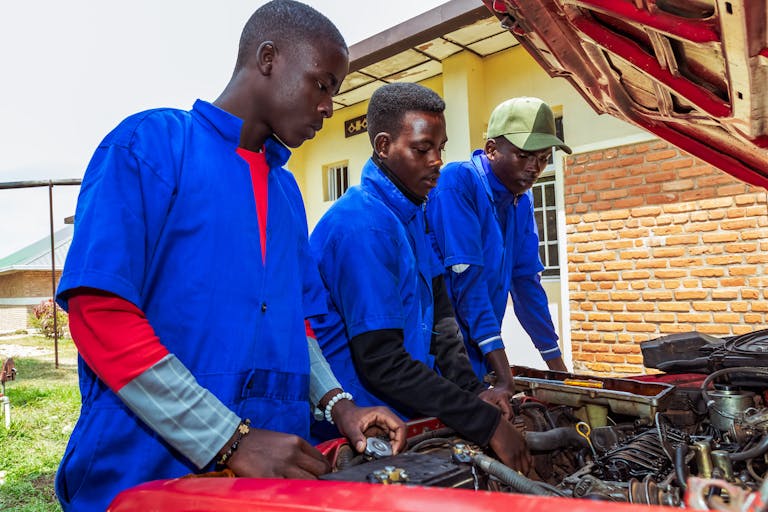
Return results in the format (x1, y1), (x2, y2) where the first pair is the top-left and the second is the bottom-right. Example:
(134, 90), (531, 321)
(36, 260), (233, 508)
(485, 0), (768, 188)
(334, 0), (516, 109)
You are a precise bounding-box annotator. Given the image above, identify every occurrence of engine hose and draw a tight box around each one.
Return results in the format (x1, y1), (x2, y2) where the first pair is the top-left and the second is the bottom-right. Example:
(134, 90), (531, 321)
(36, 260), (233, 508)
(729, 435), (768, 462)
(406, 427), (455, 450)
(674, 444), (689, 490)
(470, 453), (558, 496)
(525, 427), (589, 452)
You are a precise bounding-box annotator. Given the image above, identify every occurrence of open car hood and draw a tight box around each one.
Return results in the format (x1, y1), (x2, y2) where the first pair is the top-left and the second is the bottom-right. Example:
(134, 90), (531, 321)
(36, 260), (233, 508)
(483, 0), (768, 189)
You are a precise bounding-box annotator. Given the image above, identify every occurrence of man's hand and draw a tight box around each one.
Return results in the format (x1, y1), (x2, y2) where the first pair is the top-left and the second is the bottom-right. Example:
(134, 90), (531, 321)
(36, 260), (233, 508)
(478, 386), (513, 420)
(331, 399), (407, 455)
(488, 417), (531, 474)
(546, 356), (568, 372)
(225, 428), (331, 479)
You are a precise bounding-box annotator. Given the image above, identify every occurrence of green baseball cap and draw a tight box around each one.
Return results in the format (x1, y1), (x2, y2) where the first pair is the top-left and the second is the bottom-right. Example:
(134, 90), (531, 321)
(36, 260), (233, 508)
(487, 97), (572, 154)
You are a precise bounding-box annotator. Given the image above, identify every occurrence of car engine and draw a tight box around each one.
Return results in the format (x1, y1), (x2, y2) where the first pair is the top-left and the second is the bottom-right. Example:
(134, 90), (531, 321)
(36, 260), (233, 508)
(320, 330), (768, 510)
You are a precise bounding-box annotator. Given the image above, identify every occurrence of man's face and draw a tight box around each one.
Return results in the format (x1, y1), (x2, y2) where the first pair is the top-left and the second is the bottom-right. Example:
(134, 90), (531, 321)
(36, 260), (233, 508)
(269, 39), (349, 148)
(485, 137), (551, 195)
(378, 111), (447, 198)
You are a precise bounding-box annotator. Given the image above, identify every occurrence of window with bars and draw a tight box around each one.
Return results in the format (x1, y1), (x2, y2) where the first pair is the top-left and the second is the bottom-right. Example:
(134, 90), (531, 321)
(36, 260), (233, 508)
(323, 162), (349, 202)
(532, 174), (559, 276)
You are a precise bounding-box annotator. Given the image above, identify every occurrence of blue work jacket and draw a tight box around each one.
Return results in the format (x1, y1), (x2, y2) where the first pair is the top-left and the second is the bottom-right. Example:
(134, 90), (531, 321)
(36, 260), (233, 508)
(310, 159), (438, 416)
(427, 150), (558, 378)
(55, 100), (324, 511)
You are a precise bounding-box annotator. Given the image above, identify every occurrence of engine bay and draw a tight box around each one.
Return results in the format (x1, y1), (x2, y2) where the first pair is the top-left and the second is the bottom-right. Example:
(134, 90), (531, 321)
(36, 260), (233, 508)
(320, 330), (768, 510)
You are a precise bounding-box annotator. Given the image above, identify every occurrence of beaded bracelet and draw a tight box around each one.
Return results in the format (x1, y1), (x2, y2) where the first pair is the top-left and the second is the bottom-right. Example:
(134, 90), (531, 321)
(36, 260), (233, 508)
(324, 391), (353, 424)
(217, 419), (251, 466)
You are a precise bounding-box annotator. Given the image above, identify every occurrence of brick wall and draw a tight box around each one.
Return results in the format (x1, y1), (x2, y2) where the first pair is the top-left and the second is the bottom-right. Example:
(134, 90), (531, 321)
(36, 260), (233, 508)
(0, 270), (62, 298)
(565, 139), (768, 376)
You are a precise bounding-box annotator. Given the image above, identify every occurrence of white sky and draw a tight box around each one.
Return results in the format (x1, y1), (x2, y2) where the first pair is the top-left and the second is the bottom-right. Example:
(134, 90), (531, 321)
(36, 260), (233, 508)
(0, 0), (448, 258)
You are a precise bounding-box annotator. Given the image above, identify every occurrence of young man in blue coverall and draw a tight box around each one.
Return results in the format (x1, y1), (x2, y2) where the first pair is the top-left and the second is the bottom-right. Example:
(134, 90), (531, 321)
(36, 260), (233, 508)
(310, 82), (531, 473)
(54, 2), (405, 510)
(427, 97), (571, 400)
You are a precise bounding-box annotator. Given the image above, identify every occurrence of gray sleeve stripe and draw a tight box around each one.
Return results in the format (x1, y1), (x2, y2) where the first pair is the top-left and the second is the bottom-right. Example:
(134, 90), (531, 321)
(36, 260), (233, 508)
(118, 354), (239, 469)
(477, 335), (502, 347)
(308, 336), (341, 407)
(539, 347), (561, 355)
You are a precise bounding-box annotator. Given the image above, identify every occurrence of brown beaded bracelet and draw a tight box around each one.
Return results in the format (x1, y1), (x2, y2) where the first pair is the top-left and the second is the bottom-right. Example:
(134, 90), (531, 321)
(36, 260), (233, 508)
(217, 419), (251, 467)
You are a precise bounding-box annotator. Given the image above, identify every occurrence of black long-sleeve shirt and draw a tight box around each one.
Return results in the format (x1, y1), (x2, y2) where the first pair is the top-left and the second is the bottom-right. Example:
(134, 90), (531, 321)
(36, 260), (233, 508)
(349, 276), (501, 446)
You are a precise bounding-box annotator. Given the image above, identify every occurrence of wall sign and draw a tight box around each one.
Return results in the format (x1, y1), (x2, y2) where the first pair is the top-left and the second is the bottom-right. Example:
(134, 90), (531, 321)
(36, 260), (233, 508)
(344, 114), (367, 138)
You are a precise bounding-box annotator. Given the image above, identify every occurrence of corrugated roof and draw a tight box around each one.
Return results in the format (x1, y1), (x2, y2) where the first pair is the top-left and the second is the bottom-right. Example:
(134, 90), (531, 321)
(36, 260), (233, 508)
(0, 225), (73, 274)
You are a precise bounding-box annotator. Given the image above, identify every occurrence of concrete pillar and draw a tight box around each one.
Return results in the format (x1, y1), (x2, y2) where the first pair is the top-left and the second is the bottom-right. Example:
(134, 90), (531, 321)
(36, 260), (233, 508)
(441, 51), (486, 162)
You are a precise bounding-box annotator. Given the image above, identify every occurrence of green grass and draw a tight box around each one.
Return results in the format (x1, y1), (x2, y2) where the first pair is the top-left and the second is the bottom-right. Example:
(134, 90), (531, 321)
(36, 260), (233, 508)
(0, 336), (79, 511)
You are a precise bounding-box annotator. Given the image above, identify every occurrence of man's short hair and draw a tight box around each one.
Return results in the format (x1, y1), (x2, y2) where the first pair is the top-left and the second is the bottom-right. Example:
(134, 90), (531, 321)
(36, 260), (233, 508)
(367, 83), (445, 145)
(236, 0), (347, 70)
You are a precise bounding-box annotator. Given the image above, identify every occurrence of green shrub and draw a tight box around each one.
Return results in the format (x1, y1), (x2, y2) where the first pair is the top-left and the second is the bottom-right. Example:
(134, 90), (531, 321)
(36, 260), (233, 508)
(29, 300), (68, 339)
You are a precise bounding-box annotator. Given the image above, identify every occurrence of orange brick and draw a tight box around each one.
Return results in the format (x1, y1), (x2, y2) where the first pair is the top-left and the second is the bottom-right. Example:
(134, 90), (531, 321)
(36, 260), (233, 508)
(725, 208), (747, 218)
(622, 270), (651, 280)
(580, 303), (595, 311)
(752, 302), (768, 312)
(627, 302), (655, 312)
(646, 150), (678, 162)
(742, 289), (760, 299)
(596, 354), (626, 363)
(643, 290), (674, 300)
(573, 353), (596, 362)
(595, 322), (624, 332)
(577, 242), (605, 252)
(746, 255), (768, 264)
(722, 219), (758, 230)
(730, 266), (758, 276)
(708, 210), (726, 220)
(585, 363), (614, 373)
(610, 291), (641, 301)
(700, 197), (735, 209)
(655, 302), (689, 312)
(685, 222), (719, 233)
(578, 263), (604, 272)
(603, 261), (633, 271)
(721, 277), (747, 286)
(653, 225), (684, 236)
(612, 364), (645, 374)
(705, 255), (743, 265)
(589, 232), (618, 242)
(643, 312), (677, 322)
(619, 229), (651, 239)
(681, 279), (700, 288)
(588, 252), (616, 262)
(678, 313), (712, 323)
(662, 203), (696, 214)
(613, 344), (641, 354)
(690, 268), (725, 277)
(711, 290), (739, 300)
(654, 269), (687, 278)
(734, 325), (758, 335)
(630, 281), (647, 290)
(745, 313), (765, 323)
(596, 302), (625, 312)
(581, 343), (611, 353)
(697, 325), (732, 335)
(587, 292), (611, 301)
(652, 247), (686, 258)
(735, 193), (758, 205)
(627, 322), (660, 332)
(592, 272), (620, 281)
(663, 179), (695, 192)
(725, 243), (758, 253)
(692, 302), (728, 311)
(732, 302), (749, 312)
(613, 313), (643, 322)
(659, 323), (694, 333)
(702, 233), (739, 243)
(589, 312), (612, 322)
(674, 290), (708, 300)
(713, 313), (741, 323)
(718, 184), (749, 196)
(636, 259), (669, 269)
(742, 229), (768, 240)
(631, 206), (662, 217)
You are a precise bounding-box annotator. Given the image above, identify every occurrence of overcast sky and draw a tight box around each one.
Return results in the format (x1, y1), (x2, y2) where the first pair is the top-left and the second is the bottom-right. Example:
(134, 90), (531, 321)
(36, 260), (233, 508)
(0, 0), (449, 258)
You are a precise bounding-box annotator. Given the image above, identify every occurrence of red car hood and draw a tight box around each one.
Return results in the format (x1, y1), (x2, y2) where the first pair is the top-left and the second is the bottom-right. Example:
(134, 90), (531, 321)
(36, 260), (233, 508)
(484, 0), (768, 189)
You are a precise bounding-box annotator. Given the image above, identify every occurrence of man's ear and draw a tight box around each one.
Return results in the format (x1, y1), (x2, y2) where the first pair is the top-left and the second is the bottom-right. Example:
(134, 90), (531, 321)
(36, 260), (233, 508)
(255, 41), (276, 75)
(484, 138), (497, 160)
(373, 132), (391, 158)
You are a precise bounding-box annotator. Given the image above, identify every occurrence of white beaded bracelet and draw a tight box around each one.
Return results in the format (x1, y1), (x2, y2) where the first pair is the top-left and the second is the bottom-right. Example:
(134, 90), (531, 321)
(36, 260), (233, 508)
(324, 391), (353, 424)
